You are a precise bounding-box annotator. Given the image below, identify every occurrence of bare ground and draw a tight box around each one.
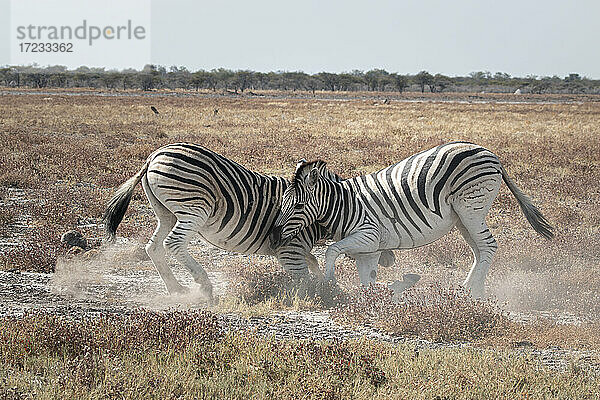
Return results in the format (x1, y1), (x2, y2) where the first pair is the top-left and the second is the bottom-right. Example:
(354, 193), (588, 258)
(0, 238), (598, 374)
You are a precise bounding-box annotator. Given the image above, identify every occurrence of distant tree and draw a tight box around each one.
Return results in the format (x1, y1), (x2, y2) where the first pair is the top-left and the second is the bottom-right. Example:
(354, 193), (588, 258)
(122, 73), (136, 90)
(191, 70), (209, 91)
(390, 73), (408, 93)
(493, 72), (511, 80)
(563, 74), (585, 93)
(253, 72), (268, 89)
(469, 71), (492, 81)
(74, 66), (91, 73)
(49, 72), (68, 87)
(212, 68), (234, 90)
(303, 76), (322, 94)
(139, 74), (154, 90)
(281, 72), (308, 91)
(166, 66), (191, 89)
(23, 72), (49, 88)
(431, 74), (452, 93)
(364, 69), (390, 91)
(3, 64), (597, 94)
(317, 72), (339, 91)
(100, 72), (122, 89)
(530, 78), (551, 94)
(337, 73), (360, 91)
(414, 71), (434, 93)
(364, 70), (379, 91)
(564, 73), (581, 82)
(73, 72), (90, 87)
(0, 68), (12, 86)
(232, 70), (254, 93)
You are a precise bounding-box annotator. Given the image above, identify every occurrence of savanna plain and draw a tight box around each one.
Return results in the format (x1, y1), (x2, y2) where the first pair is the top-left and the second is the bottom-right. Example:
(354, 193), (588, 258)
(0, 90), (599, 399)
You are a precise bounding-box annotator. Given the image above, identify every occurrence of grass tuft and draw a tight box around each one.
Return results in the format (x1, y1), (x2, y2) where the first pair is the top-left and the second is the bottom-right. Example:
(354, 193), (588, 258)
(333, 283), (510, 342)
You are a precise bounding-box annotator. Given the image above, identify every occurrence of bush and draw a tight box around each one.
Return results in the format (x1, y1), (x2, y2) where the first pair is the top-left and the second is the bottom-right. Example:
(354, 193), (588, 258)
(228, 262), (347, 309)
(333, 283), (510, 342)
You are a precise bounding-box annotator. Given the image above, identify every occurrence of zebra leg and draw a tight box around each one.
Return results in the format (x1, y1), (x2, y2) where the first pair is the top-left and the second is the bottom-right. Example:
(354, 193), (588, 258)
(275, 245), (310, 275)
(163, 218), (214, 302)
(388, 274), (421, 301)
(142, 178), (186, 294)
(324, 229), (380, 283)
(455, 218), (481, 280)
(276, 248), (323, 279)
(378, 250), (396, 267)
(455, 215), (497, 298)
(353, 252), (381, 287)
(306, 252), (324, 280)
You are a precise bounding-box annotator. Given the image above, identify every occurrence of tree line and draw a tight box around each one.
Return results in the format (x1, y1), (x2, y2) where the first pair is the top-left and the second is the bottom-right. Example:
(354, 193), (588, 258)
(1, 65), (598, 94)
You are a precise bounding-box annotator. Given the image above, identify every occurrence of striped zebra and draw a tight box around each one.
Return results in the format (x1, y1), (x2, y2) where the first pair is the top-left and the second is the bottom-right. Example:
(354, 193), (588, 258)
(270, 142), (554, 298)
(103, 143), (393, 302)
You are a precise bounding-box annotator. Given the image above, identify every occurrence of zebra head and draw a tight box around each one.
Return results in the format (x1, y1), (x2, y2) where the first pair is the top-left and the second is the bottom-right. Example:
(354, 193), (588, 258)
(270, 160), (327, 249)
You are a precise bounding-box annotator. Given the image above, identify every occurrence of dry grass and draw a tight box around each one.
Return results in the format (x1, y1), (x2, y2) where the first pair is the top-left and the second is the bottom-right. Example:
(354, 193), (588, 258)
(1, 92), (599, 351)
(223, 259), (346, 310)
(482, 320), (600, 350)
(1, 311), (599, 399)
(333, 284), (510, 343)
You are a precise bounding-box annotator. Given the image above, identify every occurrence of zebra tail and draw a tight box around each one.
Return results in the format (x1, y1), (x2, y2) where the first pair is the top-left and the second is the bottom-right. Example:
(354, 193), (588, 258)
(103, 160), (150, 242)
(500, 165), (554, 239)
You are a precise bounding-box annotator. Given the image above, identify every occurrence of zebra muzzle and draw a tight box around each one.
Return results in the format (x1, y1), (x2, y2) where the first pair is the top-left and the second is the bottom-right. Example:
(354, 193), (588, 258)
(269, 225), (283, 249)
(269, 225), (294, 249)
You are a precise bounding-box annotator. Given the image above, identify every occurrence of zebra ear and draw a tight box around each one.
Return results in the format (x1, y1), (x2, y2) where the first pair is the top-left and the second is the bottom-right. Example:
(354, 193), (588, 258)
(295, 158), (307, 172)
(307, 167), (319, 189)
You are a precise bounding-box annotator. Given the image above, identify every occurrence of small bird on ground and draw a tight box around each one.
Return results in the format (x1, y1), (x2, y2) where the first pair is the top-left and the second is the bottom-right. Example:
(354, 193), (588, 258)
(151, 106), (159, 115)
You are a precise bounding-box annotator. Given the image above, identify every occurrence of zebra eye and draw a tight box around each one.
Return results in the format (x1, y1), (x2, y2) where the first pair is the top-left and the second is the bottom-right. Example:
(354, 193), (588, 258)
(294, 203), (305, 210)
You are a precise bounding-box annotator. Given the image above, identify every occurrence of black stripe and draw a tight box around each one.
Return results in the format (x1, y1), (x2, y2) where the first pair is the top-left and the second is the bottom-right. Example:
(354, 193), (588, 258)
(174, 210), (197, 216)
(432, 147), (487, 216)
(347, 180), (384, 235)
(450, 157), (500, 186)
(247, 177), (282, 252)
(382, 167), (416, 241)
(417, 146), (444, 209)
(157, 184), (196, 192)
(340, 185), (351, 233)
(448, 170), (501, 196)
(157, 151), (235, 230)
(371, 171), (411, 238)
(149, 170), (214, 195)
(320, 180), (341, 228)
(360, 174), (412, 242)
(227, 181), (259, 240)
(328, 185), (345, 234)
(237, 181), (267, 250)
(401, 155), (432, 229)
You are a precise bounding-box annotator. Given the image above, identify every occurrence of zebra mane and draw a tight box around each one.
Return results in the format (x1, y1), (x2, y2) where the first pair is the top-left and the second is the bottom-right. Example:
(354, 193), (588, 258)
(291, 160), (342, 186)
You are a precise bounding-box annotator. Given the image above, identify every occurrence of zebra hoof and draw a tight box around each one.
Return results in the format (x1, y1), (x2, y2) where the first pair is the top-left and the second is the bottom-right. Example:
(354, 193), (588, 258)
(389, 274), (421, 302)
(462, 280), (485, 299)
(402, 273), (421, 285)
(466, 287), (485, 299)
(166, 283), (188, 295)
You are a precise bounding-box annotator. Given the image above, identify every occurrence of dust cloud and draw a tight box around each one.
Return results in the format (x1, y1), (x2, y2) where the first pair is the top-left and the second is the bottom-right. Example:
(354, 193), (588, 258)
(50, 239), (223, 311)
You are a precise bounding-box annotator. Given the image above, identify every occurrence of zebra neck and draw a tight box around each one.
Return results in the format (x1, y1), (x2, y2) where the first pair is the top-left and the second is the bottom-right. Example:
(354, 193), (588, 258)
(318, 180), (363, 236)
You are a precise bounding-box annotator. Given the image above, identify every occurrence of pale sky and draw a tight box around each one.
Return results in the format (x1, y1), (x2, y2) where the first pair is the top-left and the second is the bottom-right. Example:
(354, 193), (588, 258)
(1, 0), (599, 78)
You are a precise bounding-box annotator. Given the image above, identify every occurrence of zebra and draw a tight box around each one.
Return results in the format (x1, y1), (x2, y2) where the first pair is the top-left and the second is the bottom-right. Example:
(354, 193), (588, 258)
(270, 141), (554, 298)
(103, 143), (394, 302)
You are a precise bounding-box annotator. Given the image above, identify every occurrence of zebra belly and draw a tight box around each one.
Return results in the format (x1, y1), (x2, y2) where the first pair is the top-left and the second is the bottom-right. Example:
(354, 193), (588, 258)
(379, 206), (458, 250)
(197, 224), (274, 256)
